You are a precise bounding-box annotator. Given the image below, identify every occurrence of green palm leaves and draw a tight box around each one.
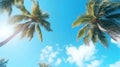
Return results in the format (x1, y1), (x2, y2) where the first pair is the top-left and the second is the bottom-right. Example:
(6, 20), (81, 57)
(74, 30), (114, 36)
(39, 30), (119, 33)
(72, 0), (120, 47)
(0, 59), (8, 67)
(39, 63), (50, 67)
(0, 0), (52, 46)
(0, 0), (23, 15)
(10, 0), (52, 42)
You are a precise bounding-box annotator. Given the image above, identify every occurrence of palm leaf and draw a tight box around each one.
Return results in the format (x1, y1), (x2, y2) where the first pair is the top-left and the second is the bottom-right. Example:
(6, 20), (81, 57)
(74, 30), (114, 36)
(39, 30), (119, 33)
(20, 27), (29, 39)
(27, 24), (35, 41)
(103, 3), (120, 14)
(83, 25), (93, 45)
(91, 27), (98, 44)
(77, 24), (89, 39)
(84, 32), (91, 45)
(31, 0), (42, 17)
(97, 28), (108, 47)
(95, 1), (109, 16)
(10, 15), (29, 24)
(105, 13), (120, 19)
(0, 58), (8, 67)
(0, 0), (13, 15)
(14, 0), (24, 4)
(98, 19), (120, 34)
(86, 0), (95, 16)
(35, 24), (43, 42)
(40, 20), (52, 31)
(72, 15), (93, 28)
(42, 12), (49, 19)
(108, 31), (120, 42)
(39, 62), (50, 67)
(0, 0), (24, 15)
(17, 5), (31, 17)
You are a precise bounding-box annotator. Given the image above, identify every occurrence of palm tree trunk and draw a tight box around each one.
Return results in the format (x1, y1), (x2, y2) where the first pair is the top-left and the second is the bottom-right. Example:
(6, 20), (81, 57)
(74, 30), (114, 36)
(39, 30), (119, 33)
(0, 21), (32, 47)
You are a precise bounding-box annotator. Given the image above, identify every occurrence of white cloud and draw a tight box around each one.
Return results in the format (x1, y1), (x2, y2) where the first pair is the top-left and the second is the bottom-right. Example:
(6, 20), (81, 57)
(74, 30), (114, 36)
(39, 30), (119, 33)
(55, 58), (62, 66)
(110, 60), (120, 67)
(111, 39), (120, 48)
(87, 60), (101, 67)
(40, 45), (62, 66)
(66, 42), (97, 67)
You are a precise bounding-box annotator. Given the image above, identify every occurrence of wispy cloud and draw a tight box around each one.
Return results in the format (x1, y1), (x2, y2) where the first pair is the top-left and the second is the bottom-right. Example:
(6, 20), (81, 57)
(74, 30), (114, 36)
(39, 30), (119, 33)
(55, 58), (62, 66)
(40, 45), (62, 66)
(109, 60), (120, 67)
(86, 60), (102, 67)
(111, 39), (120, 48)
(66, 42), (101, 67)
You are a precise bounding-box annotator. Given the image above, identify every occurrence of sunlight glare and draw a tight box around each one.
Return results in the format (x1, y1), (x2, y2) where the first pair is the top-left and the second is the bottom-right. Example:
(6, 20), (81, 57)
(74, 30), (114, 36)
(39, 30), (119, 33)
(0, 24), (14, 39)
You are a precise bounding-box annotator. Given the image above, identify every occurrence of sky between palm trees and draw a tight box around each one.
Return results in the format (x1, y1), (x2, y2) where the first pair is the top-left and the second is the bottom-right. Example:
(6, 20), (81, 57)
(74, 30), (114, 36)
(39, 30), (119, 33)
(0, 0), (120, 67)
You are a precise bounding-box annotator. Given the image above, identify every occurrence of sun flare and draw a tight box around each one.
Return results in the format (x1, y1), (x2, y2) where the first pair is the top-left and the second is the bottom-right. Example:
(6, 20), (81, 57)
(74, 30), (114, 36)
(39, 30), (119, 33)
(0, 24), (14, 39)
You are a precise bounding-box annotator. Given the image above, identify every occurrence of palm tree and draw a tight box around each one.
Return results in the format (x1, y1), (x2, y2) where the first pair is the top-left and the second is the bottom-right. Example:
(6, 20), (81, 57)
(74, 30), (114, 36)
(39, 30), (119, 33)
(0, 0), (52, 47)
(0, 0), (23, 15)
(39, 62), (50, 67)
(72, 0), (120, 47)
(0, 59), (8, 67)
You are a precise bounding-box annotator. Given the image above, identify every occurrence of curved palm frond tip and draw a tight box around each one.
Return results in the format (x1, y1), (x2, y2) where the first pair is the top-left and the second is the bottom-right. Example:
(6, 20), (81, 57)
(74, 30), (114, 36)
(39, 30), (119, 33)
(0, 59), (8, 67)
(0, 0), (52, 47)
(39, 62), (50, 67)
(72, 0), (120, 47)
(0, 0), (23, 15)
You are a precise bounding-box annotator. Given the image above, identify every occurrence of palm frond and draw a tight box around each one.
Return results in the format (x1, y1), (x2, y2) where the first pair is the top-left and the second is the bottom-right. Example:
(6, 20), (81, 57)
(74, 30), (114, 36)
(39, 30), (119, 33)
(17, 5), (31, 17)
(0, 0), (13, 15)
(108, 31), (120, 42)
(103, 2), (120, 14)
(31, 0), (42, 17)
(105, 13), (120, 19)
(18, 22), (31, 39)
(14, 0), (24, 5)
(77, 24), (89, 40)
(0, 0), (24, 15)
(42, 12), (49, 19)
(20, 27), (29, 39)
(97, 28), (108, 47)
(96, 1), (109, 16)
(39, 62), (50, 67)
(27, 24), (35, 41)
(72, 15), (93, 28)
(35, 24), (43, 42)
(86, 0), (95, 16)
(84, 32), (91, 45)
(98, 19), (120, 34)
(91, 27), (98, 44)
(9, 15), (29, 24)
(40, 20), (52, 31)
(83, 24), (93, 45)
(0, 58), (8, 67)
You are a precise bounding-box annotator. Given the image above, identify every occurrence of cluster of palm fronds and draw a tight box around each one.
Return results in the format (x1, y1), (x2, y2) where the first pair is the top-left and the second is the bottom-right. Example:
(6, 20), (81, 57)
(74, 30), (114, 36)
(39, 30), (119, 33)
(0, 0), (23, 15)
(39, 62), (50, 67)
(72, 0), (120, 47)
(0, 58), (8, 67)
(0, 0), (120, 48)
(0, 0), (52, 47)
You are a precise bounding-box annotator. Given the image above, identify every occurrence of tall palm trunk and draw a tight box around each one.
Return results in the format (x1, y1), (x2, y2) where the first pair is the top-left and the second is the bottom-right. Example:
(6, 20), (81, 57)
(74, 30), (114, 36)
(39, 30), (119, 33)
(0, 21), (32, 47)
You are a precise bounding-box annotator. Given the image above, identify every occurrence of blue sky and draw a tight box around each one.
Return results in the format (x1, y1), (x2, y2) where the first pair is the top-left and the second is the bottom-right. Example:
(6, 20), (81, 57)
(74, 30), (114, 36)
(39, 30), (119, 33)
(0, 0), (120, 67)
